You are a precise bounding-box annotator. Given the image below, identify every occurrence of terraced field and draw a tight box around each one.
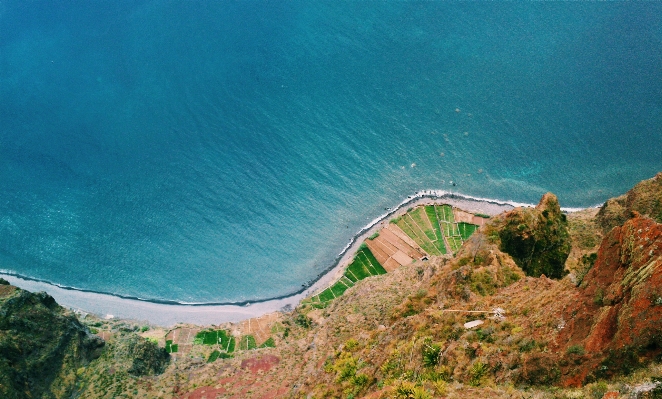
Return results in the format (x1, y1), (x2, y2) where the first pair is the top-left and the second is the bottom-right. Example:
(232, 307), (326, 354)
(305, 204), (485, 306)
(305, 246), (386, 305)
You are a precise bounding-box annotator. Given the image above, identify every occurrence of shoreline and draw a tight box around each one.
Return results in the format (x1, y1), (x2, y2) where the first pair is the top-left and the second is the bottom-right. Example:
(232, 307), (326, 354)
(1, 190), (595, 326)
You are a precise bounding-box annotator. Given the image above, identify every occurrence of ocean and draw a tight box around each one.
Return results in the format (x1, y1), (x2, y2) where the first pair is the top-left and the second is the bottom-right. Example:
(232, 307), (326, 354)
(1, 1), (661, 304)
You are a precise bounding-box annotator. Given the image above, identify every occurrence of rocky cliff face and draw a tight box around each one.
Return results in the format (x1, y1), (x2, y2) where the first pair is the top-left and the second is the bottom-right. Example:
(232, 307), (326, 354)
(597, 172), (662, 232)
(557, 214), (662, 386)
(497, 192), (572, 279)
(0, 280), (104, 399)
(4, 174), (662, 399)
(0, 280), (171, 399)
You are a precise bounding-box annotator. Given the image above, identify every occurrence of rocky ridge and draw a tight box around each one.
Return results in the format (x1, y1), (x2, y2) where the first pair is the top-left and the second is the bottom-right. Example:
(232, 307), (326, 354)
(2, 173), (662, 398)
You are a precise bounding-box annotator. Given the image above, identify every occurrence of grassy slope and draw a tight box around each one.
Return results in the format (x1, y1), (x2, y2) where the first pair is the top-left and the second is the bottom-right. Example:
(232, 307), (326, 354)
(60, 177), (662, 398)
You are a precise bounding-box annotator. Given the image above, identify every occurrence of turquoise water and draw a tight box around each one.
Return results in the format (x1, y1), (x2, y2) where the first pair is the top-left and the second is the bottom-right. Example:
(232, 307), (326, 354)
(1, 2), (661, 303)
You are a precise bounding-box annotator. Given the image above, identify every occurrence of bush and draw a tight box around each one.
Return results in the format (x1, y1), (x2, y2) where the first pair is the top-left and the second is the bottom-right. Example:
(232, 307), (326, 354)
(344, 338), (359, 351)
(566, 345), (585, 356)
(294, 314), (313, 329)
(422, 343), (442, 367)
(393, 381), (431, 399)
(469, 361), (488, 386)
(518, 339), (536, 352)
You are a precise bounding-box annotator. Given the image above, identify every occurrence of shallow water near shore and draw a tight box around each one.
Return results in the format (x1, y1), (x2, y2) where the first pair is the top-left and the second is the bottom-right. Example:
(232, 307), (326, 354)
(1, 2), (661, 304)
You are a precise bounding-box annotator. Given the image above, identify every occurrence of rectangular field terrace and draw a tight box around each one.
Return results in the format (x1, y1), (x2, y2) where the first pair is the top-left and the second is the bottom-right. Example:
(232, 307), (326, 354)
(304, 204), (486, 305)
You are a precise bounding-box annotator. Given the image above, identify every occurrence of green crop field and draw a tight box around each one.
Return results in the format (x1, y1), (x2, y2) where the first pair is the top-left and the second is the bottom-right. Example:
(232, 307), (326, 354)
(194, 329), (235, 353)
(425, 206), (447, 254)
(396, 213), (444, 256)
(165, 340), (178, 353)
(307, 247), (385, 304)
(358, 250), (387, 275)
(317, 288), (336, 302)
(305, 207), (480, 307)
(411, 207), (436, 241)
(458, 222), (478, 240)
(330, 281), (349, 297)
(239, 335), (257, 351)
(396, 217), (437, 255)
(394, 204), (480, 256)
(207, 350), (220, 363)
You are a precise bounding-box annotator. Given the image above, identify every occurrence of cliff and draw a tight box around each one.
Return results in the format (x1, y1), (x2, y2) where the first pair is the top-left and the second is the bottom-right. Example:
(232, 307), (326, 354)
(0, 280), (104, 399)
(596, 172), (662, 232)
(0, 280), (170, 399)
(4, 173), (662, 399)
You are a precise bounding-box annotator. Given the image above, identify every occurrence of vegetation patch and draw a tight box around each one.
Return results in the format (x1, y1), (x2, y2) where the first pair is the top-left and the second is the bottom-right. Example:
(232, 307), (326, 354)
(193, 329), (235, 353)
(239, 335), (257, 351)
(310, 247), (385, 304)
(458, 222), (478, 240)
(207, 350), (220, 363)
(499, 194), (571, 279)
(164, 340), (178, 353)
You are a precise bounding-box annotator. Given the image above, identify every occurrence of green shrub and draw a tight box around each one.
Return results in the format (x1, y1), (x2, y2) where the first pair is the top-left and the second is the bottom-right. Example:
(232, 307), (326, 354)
(469, 270), (497, 296)
(393, 381), (431, 399)
(422, 343), (442, 367)
(294, 314), (312, 328)
(518, 339), (536, 352)
(566, 345), (585, 356)
(589, 381), (608, 399)
(577, 252), (598, 285)
(469, 361), (488, 386)
(345, 338), (359, 351)
(594, 288), (604, 306)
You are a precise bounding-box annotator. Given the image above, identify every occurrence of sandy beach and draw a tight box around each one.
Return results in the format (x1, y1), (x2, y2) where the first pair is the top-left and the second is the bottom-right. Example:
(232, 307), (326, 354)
(2, 191), (541, 327)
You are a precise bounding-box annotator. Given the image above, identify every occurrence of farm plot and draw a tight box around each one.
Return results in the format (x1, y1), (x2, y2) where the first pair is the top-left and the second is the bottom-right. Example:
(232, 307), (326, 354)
(306, 247), (386, 305)
(235, 312), (281, 346)
(365, 225), (425, 272)
(164, 327), (201, 357)
(304, 204), (481, 306)
(388, 204), (481, 256)
(431, 204), (478, 253)
(392, 206), (450, 256)
(194, 329), (236, 354)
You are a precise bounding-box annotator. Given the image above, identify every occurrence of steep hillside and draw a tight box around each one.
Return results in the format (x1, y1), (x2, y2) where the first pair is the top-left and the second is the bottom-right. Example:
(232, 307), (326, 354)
(0, 279), (104, 399)
(597, 172), (662, 232)
(4, 174), (662, 399)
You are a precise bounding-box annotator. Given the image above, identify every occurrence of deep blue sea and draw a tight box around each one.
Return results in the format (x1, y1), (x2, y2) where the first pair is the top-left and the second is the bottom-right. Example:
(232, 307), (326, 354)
(1, 1), (661, 303)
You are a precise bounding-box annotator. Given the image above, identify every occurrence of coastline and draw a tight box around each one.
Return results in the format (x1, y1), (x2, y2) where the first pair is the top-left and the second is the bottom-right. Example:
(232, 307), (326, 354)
(1, 191), (591, 327)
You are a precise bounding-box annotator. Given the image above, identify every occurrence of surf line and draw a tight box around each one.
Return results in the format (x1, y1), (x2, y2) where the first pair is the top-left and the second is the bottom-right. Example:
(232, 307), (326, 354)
(0, 190), (596, 308)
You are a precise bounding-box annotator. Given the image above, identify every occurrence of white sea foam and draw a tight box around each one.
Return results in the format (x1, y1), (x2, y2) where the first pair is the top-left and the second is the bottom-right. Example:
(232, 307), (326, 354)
(2, 190), (595, 326)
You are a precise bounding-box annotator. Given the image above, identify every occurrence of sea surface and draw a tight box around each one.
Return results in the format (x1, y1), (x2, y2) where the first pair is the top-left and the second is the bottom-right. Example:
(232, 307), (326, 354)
(1, 1), (661, 303)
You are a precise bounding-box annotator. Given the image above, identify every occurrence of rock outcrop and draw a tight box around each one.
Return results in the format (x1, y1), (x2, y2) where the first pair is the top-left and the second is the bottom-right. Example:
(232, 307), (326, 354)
(597, 172), (662, 232)
(557, 214), (662, 386)
(498, 192), (572, 279)
(0, 282), (105, 399)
